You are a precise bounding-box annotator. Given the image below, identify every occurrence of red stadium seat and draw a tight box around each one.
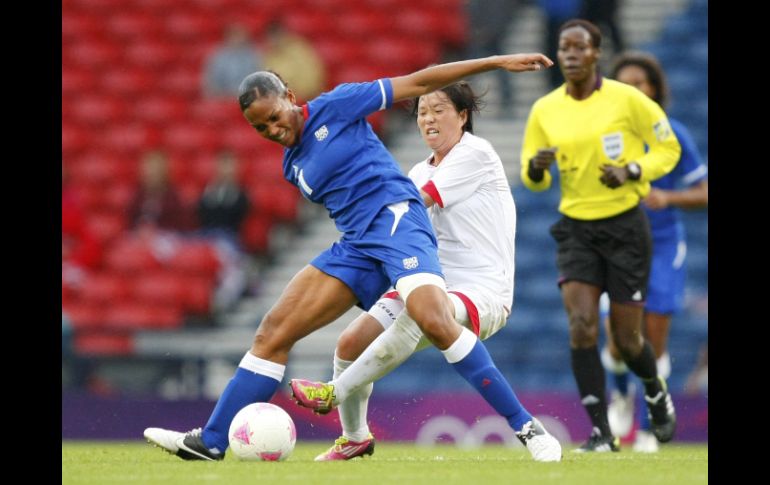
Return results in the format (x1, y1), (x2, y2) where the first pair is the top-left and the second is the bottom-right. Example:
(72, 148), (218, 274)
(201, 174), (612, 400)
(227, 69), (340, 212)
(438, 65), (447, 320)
(313, 38), (367, 71)
(329, 64), (391, 87)
(62, 11), (104, 42)
(86, 212), (127, 246)
(79, 272), (131, 304)
(103, 303), (183, 330)
(63, 302), (106, 330)
(105, 11), (164, 41)
(66, 40), (122, 71)
(156, 66), (202, 99)
(184, 276), (215, 315)
(67, 151), (133, 186)
(72, 184), (106, 213)
(366, 36), (441, 72)
(62, 124), (91, 157)
(188, 153), (217, 186)
(133, 96), (189, 126)
(99, 124), (162, 158)
(168, 241), (221, 277)
(100, 68), (157, 98)
(266, 184), (300, 222)
(165, 11), (222, 42)
(74, 332), (134, 356)
(337, 9), (388, 38)
(129, 0), (188, 14)
(70, 0), (127, 11)
(71, 95), (128, 126)
(191, 98), (243, 126)
(241, 212), (273, 254)
(132, 271), (187, 308)
(239, 150), (285, 183)
(104, 238), (161, 274)
(100, 181), (136, 213)
(124, 40), (178, 70)
(219, 122), (269, 154)
(164, 123), (222, 155)
(177, 178), (205, 207)
(282, 11), (335, 40)
(62, 68), (98, 97)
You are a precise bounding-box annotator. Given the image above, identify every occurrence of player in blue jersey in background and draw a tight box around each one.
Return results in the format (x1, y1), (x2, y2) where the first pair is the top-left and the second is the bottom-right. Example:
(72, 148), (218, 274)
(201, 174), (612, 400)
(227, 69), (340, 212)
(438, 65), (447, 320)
(600, 51), (708, 452)
(143, 52), (555, 461)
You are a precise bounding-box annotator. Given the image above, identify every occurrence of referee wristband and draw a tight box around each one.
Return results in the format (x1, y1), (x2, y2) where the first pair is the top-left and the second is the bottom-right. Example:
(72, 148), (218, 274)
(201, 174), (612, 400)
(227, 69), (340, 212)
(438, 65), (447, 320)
(527, 158), (545, 182)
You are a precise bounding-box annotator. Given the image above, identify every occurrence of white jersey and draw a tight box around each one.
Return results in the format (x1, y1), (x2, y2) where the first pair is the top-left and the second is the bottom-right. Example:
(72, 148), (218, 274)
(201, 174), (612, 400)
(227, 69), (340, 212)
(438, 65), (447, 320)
(408, 131), (516, 313)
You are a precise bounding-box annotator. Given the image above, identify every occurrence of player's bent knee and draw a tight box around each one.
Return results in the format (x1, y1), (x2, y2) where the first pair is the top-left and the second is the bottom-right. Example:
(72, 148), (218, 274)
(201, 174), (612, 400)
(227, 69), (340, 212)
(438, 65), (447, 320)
(395, 272), (446, 306)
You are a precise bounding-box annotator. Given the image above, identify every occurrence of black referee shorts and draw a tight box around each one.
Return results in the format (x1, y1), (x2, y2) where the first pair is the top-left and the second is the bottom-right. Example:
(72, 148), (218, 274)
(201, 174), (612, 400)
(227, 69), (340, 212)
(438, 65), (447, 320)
(549, 205), (652, 304)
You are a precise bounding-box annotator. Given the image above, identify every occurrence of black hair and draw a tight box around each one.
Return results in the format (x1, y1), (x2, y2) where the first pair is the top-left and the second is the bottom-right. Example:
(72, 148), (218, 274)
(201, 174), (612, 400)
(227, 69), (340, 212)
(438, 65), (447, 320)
(409, 81), (484, 133)
(237, 71), (289, 112)
(558, 19), (602, 49)
(609, 51), (669, 108)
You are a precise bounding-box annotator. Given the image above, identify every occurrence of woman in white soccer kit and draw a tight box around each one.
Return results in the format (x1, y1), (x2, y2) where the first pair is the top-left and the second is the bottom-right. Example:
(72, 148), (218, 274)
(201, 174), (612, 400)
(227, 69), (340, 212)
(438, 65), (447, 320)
(292, 81), (559, 461)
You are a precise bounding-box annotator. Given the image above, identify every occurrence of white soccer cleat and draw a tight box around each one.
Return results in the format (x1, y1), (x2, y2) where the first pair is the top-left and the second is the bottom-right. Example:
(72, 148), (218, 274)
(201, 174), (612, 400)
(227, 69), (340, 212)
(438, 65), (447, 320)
(632, 430), (660, 453)
(515, 418), (562, 462)
(608, 385), (635, 438)
(144, 427), (185, 454)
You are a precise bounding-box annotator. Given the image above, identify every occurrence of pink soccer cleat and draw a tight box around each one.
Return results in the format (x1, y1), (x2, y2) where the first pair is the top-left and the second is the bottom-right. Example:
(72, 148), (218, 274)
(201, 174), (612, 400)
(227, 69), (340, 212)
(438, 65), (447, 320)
(315, 434), (375, 461)
(289, 379), (336, 415)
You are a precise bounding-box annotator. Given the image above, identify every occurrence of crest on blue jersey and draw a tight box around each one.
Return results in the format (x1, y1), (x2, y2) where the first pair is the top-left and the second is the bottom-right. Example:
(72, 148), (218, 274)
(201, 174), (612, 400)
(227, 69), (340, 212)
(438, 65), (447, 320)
(314, 125), (329, 141)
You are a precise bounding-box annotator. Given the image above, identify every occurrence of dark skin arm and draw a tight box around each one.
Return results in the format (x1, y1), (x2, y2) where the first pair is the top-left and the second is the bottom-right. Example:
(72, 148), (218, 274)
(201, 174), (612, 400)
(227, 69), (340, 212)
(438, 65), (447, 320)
(599, 164), (632, 189)
(643, 179), (708, 210)
(527, 147), (558, 182)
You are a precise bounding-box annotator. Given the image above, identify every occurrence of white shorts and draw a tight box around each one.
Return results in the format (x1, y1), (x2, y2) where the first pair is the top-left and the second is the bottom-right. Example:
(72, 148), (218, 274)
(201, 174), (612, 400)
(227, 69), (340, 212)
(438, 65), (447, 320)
(366, 287), (509, 344)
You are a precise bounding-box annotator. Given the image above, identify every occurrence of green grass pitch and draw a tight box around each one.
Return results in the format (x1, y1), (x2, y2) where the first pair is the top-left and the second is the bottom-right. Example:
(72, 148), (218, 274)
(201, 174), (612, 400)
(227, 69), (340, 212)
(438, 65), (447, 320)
(62, 441), (707, 485)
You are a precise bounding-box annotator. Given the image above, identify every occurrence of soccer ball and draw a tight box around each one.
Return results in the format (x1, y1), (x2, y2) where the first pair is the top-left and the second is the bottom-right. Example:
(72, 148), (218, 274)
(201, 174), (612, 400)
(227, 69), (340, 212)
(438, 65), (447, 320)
(228, 403), (297, 461)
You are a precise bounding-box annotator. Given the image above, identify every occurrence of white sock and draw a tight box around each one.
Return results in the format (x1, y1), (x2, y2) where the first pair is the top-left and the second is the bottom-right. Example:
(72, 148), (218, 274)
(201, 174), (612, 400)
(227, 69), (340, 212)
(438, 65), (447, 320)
(601, 346), (628, 374)
(333, 354), (372, 442)
(657, 352), (671, 380)
(331, 312), (423, 404)
(239, 351), (285, 380)
(440, 327), (477, 363)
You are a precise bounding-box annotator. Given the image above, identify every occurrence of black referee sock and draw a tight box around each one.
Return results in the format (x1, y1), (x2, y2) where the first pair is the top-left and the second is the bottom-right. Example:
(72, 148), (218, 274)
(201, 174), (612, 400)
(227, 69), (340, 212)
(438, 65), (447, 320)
(624, 341), (663, 397)
(570, 346), (612, 437)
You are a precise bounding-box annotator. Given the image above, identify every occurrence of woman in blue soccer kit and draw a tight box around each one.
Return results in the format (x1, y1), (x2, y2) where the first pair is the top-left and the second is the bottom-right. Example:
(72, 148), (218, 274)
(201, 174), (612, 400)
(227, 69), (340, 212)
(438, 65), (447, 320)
(144, 52), (555, 461)
(600, 51), (708, 452)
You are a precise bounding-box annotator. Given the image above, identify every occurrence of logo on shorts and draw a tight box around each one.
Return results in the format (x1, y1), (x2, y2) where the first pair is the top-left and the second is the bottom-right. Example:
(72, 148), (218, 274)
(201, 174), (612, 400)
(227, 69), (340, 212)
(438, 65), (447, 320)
(601, 132), (623, 160)
(402, 256), (419, 270)
(632, 290), (642, 301)
(314, 125), (329, 141)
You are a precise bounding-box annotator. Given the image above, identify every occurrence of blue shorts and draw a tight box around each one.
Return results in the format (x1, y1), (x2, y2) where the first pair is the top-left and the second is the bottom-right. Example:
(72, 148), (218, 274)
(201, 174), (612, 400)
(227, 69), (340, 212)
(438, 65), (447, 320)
(646, 237), (687, 315)
(311, 200), (444, 310)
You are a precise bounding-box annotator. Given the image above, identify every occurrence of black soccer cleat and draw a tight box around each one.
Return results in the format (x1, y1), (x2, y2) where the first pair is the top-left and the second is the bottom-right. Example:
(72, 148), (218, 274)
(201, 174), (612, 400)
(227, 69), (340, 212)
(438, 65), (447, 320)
(573, 427), (620, 453)
(645, 376), (677, 443)
(175, 428), (225, 461)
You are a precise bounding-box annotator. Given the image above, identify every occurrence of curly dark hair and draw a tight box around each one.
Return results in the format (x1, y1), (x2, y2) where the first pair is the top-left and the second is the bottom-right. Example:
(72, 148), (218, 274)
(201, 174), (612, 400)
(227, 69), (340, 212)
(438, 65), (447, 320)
(609, 51), (669, 108)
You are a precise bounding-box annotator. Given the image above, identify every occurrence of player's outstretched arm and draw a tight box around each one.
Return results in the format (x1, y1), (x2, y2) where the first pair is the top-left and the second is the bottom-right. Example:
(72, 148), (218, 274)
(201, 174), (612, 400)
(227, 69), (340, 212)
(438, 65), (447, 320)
(390, 54), (552, 103)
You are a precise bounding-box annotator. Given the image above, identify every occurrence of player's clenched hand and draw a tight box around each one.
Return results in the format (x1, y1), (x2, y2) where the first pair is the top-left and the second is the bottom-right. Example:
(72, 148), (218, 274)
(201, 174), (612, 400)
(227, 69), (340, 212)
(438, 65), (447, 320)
(499, 53), (554, 72)
(530, 147), (557, 171)
(599, 164), (628, 189)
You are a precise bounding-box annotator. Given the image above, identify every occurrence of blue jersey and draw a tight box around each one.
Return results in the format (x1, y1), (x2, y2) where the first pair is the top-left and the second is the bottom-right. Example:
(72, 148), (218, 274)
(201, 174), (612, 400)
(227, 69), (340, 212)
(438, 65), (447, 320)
(644, 118), (708, 242)
(282, 79), (422, 239)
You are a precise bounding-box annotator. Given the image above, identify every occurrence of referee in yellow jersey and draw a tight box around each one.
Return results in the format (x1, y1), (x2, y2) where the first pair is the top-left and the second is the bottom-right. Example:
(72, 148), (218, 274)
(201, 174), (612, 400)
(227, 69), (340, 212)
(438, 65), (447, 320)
(520, 19), (680, 453)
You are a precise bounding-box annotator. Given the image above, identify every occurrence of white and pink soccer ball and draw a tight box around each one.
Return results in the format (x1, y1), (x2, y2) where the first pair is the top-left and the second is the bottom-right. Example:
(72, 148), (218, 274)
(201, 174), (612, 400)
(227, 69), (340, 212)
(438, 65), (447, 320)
(228, 403), (297, 461)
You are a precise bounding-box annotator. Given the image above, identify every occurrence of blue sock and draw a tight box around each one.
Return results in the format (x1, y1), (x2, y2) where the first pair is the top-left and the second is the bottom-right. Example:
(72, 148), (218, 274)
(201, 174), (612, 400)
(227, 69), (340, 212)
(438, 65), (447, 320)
(613, 371), (630, 395)
(201, 367), (280, 452)
(638, 388), (651, 431)
(451, 339), (532, 431)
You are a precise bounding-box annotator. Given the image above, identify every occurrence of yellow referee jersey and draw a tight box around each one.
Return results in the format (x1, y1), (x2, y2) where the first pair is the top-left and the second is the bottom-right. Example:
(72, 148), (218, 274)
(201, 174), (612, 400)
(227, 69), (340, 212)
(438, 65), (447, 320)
(520, 78), (681, 220)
